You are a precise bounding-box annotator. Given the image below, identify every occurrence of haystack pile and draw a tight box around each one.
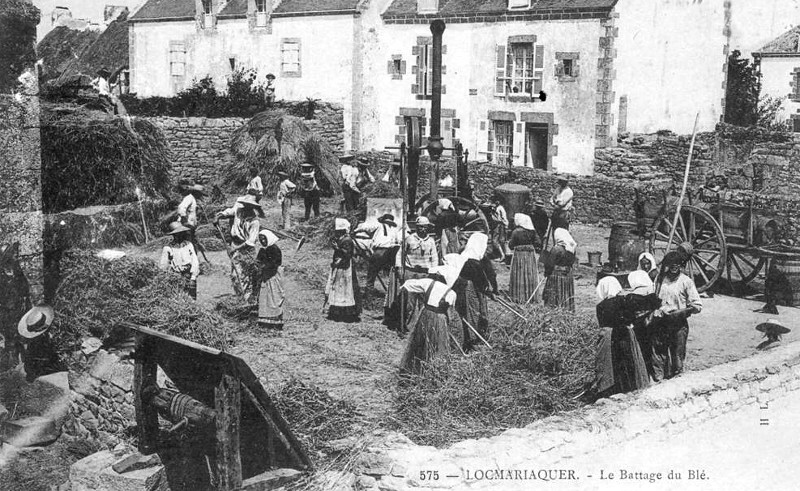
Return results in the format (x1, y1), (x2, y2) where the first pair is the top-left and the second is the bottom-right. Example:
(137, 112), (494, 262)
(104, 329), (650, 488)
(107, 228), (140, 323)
(392, 305), (597, 447)
(41, 105), (172, 213)
(228, 112), (341, 196)
(51, 251), (230, 352)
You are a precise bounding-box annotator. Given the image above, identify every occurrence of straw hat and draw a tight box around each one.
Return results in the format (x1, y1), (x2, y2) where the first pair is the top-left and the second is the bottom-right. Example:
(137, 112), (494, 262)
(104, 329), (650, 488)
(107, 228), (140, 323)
(183, 184), (205, 195)
(168, 222), (191, 235)
(236, 195), (263, 209)
(756, 319), (790, 336)
(339, 154), (355, 164)
(18, 306), (55, 339)
(335, 218), (351, 231)
(416, 216), (431, 227)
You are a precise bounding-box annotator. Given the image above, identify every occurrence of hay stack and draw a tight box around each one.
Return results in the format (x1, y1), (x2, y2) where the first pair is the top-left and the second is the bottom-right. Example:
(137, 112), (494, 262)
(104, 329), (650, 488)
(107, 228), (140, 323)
(229, 112), (341, 196)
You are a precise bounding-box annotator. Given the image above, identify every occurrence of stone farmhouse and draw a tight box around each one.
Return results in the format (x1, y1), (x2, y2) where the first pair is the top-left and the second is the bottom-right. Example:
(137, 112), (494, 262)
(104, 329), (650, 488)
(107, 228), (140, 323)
(129, 0), (734, 175)
(754, 26), (800, 133)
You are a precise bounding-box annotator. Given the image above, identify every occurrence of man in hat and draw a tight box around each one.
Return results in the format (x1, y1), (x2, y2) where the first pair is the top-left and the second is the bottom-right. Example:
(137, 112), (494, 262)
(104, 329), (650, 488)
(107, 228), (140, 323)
(358, 213), (401, 297)
(247, 167), (264, 202)
(177, 183), (209, 263)
(0, 242), (31, 371)
(355, 156), (376, 190)
(265, 73), (276, 106)
(17, 305), (62, 381)
(214, 195), (264, 300)
(299, 163), (321, 220)
(651, 251), (702, 381)
(339, 155), (359, 211)
(159, 222), (200, 299)
(756, 319), (790, 350)
(550, 176), (573, 230)
(277, 171), (297, 229)
(531, 199), (550, 244)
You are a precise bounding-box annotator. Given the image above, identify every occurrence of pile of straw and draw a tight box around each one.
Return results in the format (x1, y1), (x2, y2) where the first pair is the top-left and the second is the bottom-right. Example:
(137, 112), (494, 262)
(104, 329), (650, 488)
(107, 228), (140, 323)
(228, 112), (341, 197)
(52, 251), (230, 352)
(392, 305), (598, 447)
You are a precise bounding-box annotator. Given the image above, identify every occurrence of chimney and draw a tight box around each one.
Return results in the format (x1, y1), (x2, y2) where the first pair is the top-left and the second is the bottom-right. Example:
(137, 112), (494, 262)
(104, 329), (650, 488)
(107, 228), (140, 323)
(417, 0), (438, 14)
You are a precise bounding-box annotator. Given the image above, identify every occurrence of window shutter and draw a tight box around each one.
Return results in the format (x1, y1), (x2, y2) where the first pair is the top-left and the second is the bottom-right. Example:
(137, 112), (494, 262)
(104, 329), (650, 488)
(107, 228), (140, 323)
(494, 45), (506, 95)
(416, 45), (425, 96)
(534, 45), (544, 69)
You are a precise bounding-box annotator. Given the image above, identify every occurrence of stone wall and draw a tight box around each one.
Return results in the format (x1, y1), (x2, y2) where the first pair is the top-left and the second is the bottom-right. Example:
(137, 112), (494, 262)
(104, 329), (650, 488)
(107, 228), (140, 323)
(145, 102), (345, 184)
(346, 342), (800, 491)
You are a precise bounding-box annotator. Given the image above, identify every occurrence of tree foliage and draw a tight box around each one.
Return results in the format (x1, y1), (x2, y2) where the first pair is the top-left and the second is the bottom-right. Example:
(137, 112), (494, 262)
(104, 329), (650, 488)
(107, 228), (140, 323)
(724, 50), (761, 126)
(0, 0), (40, 93)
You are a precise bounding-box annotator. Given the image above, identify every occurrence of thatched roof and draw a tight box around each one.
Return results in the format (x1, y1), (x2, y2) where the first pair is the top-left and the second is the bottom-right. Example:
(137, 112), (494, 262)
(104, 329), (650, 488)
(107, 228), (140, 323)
(37, 26), (101, 83)
(55, 9), (129, 85)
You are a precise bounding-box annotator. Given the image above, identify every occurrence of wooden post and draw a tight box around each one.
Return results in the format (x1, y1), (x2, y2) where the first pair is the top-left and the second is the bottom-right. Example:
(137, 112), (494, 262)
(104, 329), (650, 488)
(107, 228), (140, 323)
(133, 335), (158, 455)
(215, 373), (242, 490)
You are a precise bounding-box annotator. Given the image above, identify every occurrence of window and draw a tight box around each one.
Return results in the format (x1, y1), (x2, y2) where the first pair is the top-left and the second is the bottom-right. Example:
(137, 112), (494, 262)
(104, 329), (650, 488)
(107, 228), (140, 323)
(792, 70), (800, 102)
(495, 40), (544, 98)
(556, 52), (580, 82)
(393, 59), (402, 73)
(255, 0), (268, 26)
(169, 42), (186, 77)
(416, 43), (432, 98)
(229, 57), (236, 71)
(488, 121), (514, 164)
(201, 0), (213, 14)
(281, 39), (301, 77)
(387, 55), (406, 80)
(562, 59), (573, 77)
(255, 0), (268, 11)
(508, 0), (530, 9)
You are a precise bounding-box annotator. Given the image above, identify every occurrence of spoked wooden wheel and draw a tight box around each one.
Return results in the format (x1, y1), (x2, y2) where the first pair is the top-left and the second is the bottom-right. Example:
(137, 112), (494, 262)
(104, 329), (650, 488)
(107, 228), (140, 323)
(725, 244), (766, 286)
(415, 194), (490, 248)
(649, 205), (726, 293)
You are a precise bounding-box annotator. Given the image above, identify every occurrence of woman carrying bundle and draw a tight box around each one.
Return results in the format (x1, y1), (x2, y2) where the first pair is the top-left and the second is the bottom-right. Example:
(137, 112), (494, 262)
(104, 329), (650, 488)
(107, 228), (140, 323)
(543, 227), (577, 312)
(325, 218), (361, 323)
(454, 233), (497, 352)
(508, 213), (543, 304)
(256, 230), (285, 330)
(398, 274), (458, 375)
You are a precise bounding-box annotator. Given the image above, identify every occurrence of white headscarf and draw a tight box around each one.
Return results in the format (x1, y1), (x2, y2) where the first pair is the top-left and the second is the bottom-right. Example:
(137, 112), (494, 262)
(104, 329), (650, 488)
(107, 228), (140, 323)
(335, 218), (350, 231)
(553, 228), (577, 254)
(430, 253), (466, 287)
(596, 276), (623, 302)
(627, 270), (654, 294)
(436, 198), (455, 213)
(638, 252), (657, 273)
(461, 232), (488, 261)
(514, 213), (534, 231)
(258, 229), (279, 247)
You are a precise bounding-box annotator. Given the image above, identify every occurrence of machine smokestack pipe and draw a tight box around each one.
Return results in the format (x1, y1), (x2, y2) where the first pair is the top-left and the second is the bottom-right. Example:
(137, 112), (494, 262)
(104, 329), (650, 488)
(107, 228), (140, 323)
(428, 20), (446, 198)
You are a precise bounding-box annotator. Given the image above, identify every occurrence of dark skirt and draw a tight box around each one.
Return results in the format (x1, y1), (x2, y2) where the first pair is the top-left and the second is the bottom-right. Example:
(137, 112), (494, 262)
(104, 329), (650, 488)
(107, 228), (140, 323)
(592, 326), (651, 397)
(543, 265), (574, 312)
(509, 245), (539, 304)
(399, 306), (450, 374)
(455, 280), (488, 351)
(327, 266), (361, 323)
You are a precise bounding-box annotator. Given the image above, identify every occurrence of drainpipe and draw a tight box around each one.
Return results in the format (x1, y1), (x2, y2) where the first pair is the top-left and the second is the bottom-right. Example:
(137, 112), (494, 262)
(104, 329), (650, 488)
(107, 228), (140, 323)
(427, 20), (446, 199)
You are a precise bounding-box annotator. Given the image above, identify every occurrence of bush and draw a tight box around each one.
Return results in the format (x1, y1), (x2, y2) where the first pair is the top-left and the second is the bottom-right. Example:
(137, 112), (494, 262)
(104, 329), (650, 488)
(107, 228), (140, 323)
(392, 305), (598, 447)
(52, 250), (231, 352)
(41, 113), (172, 212)
(0, 0), (39, 93)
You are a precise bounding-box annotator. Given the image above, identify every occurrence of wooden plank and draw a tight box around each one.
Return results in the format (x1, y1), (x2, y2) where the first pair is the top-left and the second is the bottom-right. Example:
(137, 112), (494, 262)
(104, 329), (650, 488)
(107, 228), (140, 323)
(119, 321), (222, 356)
(239, 382), (306, 470)
(214, 373), (242, 490)
(133, 335), (159, 455)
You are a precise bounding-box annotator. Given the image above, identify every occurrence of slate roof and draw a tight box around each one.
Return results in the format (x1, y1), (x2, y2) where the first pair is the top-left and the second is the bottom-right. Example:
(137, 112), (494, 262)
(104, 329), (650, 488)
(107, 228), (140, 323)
(133, 0), (362, 21)
(130, 0), (196, 21)
(754, 26), (800, 56)
(383, 0), (617, 17)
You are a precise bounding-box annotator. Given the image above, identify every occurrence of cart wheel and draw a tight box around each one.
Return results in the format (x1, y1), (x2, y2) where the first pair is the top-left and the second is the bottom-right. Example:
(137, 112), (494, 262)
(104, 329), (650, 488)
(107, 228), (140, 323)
(415, 194), (490, 251)
(649, 204), (726, 293)
(725, 245), (766, 286)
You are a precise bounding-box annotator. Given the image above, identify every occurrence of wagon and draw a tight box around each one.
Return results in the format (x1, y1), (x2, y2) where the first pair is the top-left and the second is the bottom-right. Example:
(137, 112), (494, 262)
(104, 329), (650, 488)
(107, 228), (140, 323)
(647, 187), (799, 293)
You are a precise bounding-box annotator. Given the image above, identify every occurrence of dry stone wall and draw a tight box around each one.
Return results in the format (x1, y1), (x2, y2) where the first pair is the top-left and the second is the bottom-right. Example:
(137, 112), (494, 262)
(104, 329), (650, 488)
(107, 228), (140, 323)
(144, 102), (345, 184)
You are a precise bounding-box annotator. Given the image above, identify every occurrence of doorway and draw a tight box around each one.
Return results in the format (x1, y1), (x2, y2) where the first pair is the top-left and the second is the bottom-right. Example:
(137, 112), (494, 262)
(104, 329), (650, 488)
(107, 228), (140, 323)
(524, 123), (548, 170)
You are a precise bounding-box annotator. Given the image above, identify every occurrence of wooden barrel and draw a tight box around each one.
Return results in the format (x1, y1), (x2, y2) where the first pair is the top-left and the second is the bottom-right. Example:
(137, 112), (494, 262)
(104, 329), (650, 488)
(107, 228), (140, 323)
(766, 257), (800, 307)
(494, 183), (531, 220)
(608, 221), (646, 272)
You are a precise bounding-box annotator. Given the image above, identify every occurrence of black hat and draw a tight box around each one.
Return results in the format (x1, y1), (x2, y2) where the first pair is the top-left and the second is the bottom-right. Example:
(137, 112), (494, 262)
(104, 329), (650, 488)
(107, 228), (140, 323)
(756, 319), (791, 335)
(662, 251), (685, 268)
(378, 213), (396, 226)
(339, 154), (355, 163)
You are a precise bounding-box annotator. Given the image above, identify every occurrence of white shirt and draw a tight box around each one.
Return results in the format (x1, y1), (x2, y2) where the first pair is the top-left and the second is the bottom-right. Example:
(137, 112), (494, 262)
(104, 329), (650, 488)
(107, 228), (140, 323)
(159, 241), (199, 280)
(277, 179), (296, 204)
(657, 274), (702, 314)
(218, 203), (260, 245)
(399, 233), (439, 270)
(247, 176), (263, 196)
(492, 205), (508, 227)
(552, 186), (574, 211)
(357, 221), (399, 250)
(177, 194), (197, 228)
(402, 279), (456, 308)
(341, 164), (358, 190)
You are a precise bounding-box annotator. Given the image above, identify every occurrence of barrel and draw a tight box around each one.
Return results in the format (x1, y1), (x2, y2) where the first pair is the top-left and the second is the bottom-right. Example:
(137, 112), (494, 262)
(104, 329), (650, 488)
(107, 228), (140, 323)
(608, 221), (647, 272)
(766, 257), (800, 307)
(494, 183), (531, 220)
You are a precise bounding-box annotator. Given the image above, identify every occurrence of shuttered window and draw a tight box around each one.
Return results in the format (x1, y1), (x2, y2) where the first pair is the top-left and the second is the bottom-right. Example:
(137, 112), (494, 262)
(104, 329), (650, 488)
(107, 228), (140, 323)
(488, 120), (513, 163)
(417, 44), (433, 98)
(169, 42), (186, 77)
(281, 39), (301, 77)
(495, 41), (544, 97)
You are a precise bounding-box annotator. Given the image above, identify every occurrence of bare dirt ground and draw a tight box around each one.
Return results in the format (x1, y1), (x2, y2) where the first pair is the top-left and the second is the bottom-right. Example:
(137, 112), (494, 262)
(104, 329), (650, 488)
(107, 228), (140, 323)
(127, 197), (800, 426)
